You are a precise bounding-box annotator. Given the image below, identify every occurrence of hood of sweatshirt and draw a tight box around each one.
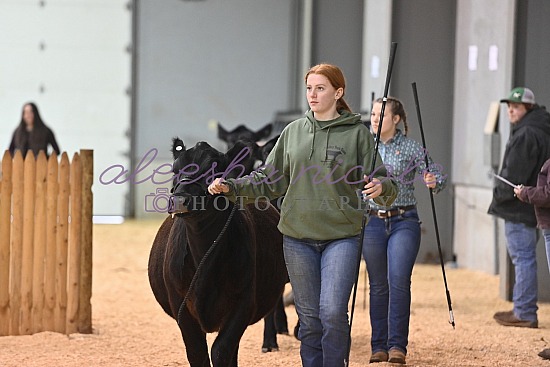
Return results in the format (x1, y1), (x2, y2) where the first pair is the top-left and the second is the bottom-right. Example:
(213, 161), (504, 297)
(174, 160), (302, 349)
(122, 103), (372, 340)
(226, 108), (397, 240)
(304, 109), (363, 160)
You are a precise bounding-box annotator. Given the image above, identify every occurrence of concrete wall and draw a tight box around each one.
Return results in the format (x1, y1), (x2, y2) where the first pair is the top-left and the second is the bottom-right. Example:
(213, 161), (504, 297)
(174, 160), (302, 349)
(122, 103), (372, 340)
(452, 0), (515, 273)
(0, 0), (132, 218)
(362, 0), (456, 263)
(452, 0), (550, 301)
(390, 0), (456, 263)
(509, 0), (550, 302)
(361, 0), (392, 110)
(133, 0), (296, 218)
(312, 0), (364, 112)
(516, 0), (550, 106)
(454, 186), (498, 272)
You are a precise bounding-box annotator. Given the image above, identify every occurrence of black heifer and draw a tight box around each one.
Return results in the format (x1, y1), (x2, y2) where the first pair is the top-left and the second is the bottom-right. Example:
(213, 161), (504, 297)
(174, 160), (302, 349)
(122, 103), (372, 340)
(217, 127), (290, 345)
(217, 122), (273, 150)
(148, 139), (287, 367)
(216, 110), (301, 150)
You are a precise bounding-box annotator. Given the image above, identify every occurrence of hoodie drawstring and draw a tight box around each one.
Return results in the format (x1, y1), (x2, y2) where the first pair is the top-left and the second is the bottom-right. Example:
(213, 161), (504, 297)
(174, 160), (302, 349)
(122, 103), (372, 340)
(309, 124), (315, 160)
(324, 127), (331, 161)
(309, 124), (333, 160)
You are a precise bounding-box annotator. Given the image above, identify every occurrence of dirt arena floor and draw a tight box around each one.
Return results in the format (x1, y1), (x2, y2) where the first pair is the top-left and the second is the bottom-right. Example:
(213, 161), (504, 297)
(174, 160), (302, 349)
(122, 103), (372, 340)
(0, 219), (549, 366)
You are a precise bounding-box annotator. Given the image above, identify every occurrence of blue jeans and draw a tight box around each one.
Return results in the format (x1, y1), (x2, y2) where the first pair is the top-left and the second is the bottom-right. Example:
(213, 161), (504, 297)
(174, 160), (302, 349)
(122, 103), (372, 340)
(362, 209), (421, 355)
(544, 229), (550, 274)
(283, 235), (360, 367)
(504, 220), (538, 322)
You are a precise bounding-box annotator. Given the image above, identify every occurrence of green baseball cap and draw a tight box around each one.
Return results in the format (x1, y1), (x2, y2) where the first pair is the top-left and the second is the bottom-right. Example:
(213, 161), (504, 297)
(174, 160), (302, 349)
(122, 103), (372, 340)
(500, 87), (536, 104)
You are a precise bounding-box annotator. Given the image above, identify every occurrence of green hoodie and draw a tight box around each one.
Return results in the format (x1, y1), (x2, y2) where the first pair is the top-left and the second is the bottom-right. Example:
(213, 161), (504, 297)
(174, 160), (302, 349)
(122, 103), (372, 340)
(225, 110), (397, 240)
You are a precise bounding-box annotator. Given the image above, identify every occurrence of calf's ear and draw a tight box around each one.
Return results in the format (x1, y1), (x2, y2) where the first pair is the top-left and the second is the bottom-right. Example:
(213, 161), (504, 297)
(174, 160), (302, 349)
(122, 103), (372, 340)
(171, 137), (186, 159)
(217, 122), (228, 142)
(254, 123), (273, 141)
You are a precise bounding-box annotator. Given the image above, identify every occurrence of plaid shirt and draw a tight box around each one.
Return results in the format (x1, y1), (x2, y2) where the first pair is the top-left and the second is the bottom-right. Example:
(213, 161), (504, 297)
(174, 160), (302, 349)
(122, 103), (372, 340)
(370, 129), (447, 210)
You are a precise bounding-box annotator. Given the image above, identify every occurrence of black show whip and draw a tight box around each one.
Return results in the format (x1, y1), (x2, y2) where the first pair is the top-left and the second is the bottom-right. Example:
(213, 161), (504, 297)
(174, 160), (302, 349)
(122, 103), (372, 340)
(345, 42), (398, 367)
(363, 90), (375, 311)
(411, 82), (455, 329)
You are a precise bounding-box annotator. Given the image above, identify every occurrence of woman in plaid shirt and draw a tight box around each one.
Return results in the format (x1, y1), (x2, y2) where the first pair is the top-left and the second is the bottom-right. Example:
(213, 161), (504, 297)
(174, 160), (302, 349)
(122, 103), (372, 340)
(363, 97), (447, 365)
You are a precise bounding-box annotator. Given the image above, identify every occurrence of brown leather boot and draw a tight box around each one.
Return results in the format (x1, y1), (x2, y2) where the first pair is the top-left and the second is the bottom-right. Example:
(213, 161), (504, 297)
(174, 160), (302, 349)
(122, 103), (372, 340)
(369, 350), (388, 363)
(493, 310), (538, 328)
(388, 348), (406, 364)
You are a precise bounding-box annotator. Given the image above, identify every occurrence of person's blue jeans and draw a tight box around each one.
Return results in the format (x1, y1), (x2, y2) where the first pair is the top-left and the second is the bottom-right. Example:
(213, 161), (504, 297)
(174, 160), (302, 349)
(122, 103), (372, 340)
(504, 220), (538, 322)
(543, 228), (550, 274)
(362, 209), (421, 355)
(283, 235), (360, 367)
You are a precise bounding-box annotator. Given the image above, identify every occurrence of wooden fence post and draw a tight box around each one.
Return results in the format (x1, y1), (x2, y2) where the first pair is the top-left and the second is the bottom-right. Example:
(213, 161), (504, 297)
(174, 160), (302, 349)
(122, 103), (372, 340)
(43, 153), (59, 331)
(1, 149), (94, 336)
(66, 153), (82, 334)
(55, 153), (70, 334)
(32, 151), (47, 333)
(10, 151), (24, 335)
(0, 151), (13, 335)
(20, 151), (37, 335)
(79, 149), (93, 333)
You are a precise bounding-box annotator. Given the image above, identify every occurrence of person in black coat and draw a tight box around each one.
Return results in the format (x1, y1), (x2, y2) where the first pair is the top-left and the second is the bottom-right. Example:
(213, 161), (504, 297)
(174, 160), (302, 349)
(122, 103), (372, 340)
(488, 87), (550, 329)
(9, 102), (60, 157)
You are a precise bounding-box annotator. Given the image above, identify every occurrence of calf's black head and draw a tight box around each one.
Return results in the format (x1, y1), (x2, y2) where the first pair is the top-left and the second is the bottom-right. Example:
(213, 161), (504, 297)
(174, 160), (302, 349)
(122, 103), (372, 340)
(217, 123), (272, 148)
(169, 137), (256, 215)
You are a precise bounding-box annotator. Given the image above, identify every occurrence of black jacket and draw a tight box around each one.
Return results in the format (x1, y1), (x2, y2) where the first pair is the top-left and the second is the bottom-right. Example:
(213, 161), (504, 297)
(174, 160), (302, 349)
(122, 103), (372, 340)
(9, 123), (60, 158)
(488, 105), (550, 227)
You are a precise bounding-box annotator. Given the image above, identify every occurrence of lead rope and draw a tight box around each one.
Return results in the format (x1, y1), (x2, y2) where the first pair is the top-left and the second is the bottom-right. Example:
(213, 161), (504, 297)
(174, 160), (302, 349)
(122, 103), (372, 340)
(176, 201), (240, 326)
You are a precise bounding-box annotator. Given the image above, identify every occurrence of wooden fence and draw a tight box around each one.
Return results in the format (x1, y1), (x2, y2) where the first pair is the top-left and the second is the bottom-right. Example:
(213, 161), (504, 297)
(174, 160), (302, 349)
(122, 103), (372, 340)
(0, 149), (93, 336)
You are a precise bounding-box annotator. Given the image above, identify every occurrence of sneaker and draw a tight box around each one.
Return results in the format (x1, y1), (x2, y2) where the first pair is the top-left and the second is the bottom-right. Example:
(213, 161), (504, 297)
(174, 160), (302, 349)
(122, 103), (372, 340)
(493, 310), (538, 328)
(539, 348), (550, 360)
(388, 348), (406, 364)
(369, 350), (388, 363)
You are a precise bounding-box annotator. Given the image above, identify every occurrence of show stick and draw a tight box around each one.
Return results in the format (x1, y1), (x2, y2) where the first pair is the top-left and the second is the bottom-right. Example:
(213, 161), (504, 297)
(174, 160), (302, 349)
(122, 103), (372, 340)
(345, 42), (398, 367)
(411, 81), (455, 329)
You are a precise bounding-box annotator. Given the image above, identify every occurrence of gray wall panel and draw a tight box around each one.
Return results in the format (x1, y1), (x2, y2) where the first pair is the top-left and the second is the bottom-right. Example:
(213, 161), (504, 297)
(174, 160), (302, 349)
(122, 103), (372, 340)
(0, 1), (131, 217)
(312, 0), (364, 112)
(509, 0), (550, 301)
(134, 0), (296, 218)
(385, 0), (456, 262)
(451, 0), (550, 301)
(451, 0), (515, 276)
(517, 0), (550, 107)
(136, 0), (295, 159)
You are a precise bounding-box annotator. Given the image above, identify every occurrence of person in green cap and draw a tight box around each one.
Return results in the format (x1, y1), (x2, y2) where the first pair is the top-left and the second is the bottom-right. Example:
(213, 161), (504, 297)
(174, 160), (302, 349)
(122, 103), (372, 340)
(488, 87), (550, 329)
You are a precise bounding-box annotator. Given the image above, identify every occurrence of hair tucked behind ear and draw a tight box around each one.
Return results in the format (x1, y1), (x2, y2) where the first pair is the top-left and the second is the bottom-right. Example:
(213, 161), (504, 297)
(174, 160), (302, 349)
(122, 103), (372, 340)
(374, 96), (408, 136)
(305, 63), (352, 113)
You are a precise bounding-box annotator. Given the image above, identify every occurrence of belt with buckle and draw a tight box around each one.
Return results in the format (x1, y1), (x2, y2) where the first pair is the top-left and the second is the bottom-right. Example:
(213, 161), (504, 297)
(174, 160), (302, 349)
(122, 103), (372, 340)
(369, 205), (416, 219)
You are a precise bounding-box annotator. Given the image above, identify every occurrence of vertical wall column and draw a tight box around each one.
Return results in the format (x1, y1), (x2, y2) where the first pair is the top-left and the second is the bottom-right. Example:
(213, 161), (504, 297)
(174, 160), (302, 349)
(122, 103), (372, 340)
(295, 0), (313, 112)
(451, 0), (515, 280)
(361, 0), (393, 111)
